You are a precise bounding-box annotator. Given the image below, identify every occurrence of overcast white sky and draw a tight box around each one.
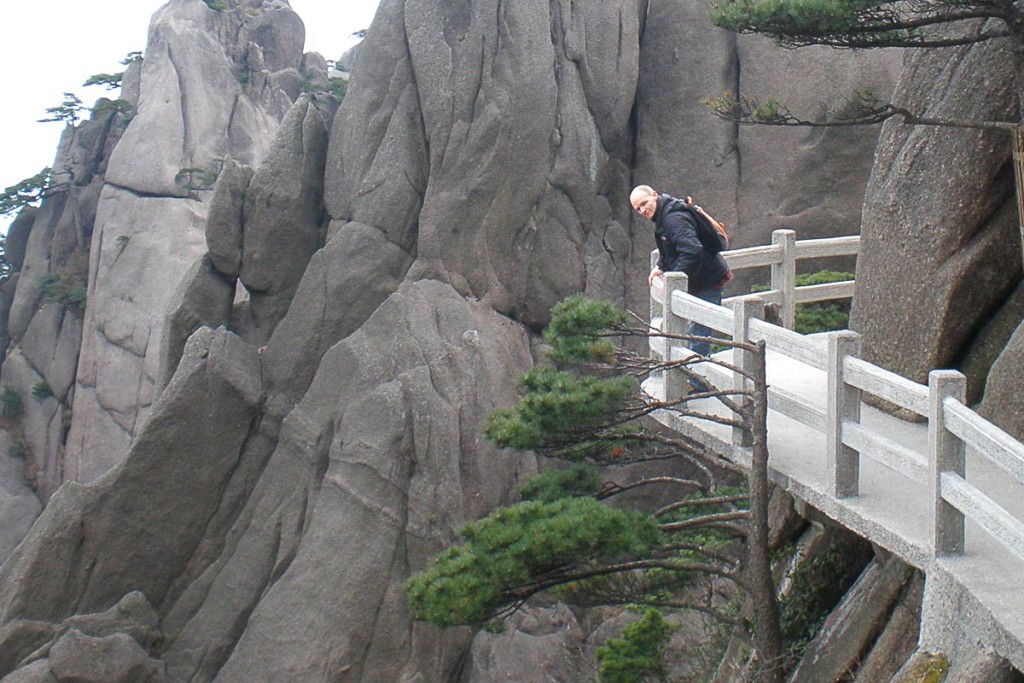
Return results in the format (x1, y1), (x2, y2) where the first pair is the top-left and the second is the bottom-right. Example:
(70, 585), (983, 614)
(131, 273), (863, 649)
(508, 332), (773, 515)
(0, 0), (381, 232)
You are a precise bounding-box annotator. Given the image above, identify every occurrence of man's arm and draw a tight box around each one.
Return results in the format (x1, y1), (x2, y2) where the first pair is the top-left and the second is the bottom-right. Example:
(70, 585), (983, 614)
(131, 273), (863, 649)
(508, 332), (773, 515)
(662, 211), (703, 276)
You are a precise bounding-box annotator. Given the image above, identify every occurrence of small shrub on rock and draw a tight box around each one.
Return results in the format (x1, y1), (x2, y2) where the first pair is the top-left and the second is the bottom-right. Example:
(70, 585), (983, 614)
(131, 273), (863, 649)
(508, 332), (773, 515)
(2, 386), (23, 418)
(596, 609), (673, 683)
(32, 382), (53, 400)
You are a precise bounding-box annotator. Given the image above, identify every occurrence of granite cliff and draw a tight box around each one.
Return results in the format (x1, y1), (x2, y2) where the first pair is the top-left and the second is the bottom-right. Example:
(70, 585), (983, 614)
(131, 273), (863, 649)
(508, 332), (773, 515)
(2, 0), (1016, 680)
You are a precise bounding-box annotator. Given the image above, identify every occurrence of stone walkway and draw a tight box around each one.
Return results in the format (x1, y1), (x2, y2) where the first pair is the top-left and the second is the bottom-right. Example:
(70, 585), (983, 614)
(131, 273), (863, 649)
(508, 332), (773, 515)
(645, 347), (1024, 669)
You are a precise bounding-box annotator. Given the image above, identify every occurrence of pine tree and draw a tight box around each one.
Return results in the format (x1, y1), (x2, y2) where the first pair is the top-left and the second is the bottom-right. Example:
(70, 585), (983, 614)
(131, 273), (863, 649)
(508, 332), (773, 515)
(406, 295), (783, 681)
(37, 93), (85, 126)
(706, 0), (1023, 131)
(0, 169), (51, 217)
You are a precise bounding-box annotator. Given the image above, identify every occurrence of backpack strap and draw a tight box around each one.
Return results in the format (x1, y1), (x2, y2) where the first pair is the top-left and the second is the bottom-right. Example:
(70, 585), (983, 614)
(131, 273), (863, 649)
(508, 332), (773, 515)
(692, 204), (729, 247)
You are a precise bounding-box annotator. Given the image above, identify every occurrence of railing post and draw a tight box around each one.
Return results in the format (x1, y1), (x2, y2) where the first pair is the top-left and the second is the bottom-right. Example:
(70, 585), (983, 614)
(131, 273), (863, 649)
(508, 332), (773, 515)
(771, 229), (796, 330)
(732, 296), (764, 448)
(930, 369), (967, 557)
(827, 331), (861, 497)
(649, 249), (661, 326)
(662, 272), (689, 404)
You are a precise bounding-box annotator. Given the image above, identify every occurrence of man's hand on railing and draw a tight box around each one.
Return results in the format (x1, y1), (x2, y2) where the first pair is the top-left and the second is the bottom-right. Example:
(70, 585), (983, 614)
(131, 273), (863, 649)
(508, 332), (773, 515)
(649, 267), (664, 288)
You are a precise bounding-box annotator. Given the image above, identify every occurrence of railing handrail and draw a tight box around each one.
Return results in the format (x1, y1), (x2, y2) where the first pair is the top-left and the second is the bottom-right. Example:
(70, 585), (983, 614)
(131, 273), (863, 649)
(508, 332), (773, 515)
(650, 229), (1024, 572)
(653, 230), (859, 329)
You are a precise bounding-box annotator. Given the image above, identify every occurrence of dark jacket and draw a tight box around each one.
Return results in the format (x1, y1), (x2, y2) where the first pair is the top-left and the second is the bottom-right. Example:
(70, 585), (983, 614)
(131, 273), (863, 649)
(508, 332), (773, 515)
(654, 195), (730, 293)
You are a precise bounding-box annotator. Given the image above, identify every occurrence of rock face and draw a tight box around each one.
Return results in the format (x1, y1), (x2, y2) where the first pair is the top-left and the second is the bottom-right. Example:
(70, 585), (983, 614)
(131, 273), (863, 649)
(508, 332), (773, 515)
(461, 605), (588, 682)
(0, 102), (125, 501)
(850, 31), (1021, 410)
(64, 0), (317, 484)
(634, 5), (903, 294)
(0, 432), (39, 566)
(0, 0), (911, 680)
(0, 326), (261, 671)
(979, 320), (1024, 441)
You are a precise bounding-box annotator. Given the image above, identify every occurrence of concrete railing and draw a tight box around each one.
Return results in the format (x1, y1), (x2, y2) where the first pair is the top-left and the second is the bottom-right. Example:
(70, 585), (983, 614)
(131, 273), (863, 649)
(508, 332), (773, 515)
(651, 229), (860, 329)
(649, 230), (1024, 570)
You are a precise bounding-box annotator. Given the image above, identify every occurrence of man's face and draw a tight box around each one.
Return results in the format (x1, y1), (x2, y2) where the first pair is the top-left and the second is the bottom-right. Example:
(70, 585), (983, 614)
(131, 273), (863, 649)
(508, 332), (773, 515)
(632, 192), (658, 220)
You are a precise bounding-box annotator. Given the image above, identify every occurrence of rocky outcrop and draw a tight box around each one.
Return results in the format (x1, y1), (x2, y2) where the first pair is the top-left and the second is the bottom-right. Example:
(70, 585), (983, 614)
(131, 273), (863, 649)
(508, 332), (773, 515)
(236, 94), (328, 341)
(0, 99), (127, 501)
(0, 432), (39, 566)
(0, 0), (912, 680)
(462, 605), (588, 682)
(161, 281), (534, 681)
(850, 28), (1020, 406)
(634, 5), (903, 295)
(0, 592), (165, 683)
(0, 327), (261, 673)
(979, 320), (1024, 441)
(788, 555), (918, 682)
(65, 0), (321, 484)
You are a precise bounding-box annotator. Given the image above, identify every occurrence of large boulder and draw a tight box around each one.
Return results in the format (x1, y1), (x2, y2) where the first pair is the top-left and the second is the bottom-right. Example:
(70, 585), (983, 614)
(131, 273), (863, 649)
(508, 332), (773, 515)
(205, 158), (254, 278)
(64, 192), (208, 483)
(163, 281), (535, 682)
(237, 94), (328, 341)
(734, 41), (903, 251)
(0, 592), (165, 683)
(65, 0), (307, 484)
(462, 605), (588, 682)
(327, 0), (644, 329)
(0, 327), (262, 675)
(850, 29), (1020, 394)
(979, 321), (1024, 441)
(48, 630), (164, 683)
(0, 661), (54, 683)
(104, 0), (298, 196)
(323, 0), (427, 256)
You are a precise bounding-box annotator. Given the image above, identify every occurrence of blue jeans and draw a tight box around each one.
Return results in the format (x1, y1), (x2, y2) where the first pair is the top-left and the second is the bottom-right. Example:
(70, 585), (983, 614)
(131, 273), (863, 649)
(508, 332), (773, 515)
(688, 285), (723, 358)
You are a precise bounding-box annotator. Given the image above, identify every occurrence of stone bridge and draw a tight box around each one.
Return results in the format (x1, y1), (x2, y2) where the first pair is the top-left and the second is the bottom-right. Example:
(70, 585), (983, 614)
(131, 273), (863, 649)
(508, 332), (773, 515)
(645, 231), (1024, 671)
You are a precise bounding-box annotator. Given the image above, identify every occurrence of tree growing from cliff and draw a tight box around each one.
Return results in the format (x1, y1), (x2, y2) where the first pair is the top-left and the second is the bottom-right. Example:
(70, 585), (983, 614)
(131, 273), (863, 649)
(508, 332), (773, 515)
(37, 93), (85, 126)
(0, 168), (51, 218)
(406, 295), (784, 681)
(705, 0), (1023, 131)
(83, 72), (124, 91)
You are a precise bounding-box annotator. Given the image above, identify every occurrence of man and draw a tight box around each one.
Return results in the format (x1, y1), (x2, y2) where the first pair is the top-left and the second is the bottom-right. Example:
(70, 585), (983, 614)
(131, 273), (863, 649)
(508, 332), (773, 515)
(630, 184), (732, 360)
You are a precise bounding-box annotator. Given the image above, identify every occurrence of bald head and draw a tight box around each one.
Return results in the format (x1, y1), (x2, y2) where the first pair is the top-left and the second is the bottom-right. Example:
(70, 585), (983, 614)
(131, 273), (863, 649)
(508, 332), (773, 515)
(630, 185), (659, 220)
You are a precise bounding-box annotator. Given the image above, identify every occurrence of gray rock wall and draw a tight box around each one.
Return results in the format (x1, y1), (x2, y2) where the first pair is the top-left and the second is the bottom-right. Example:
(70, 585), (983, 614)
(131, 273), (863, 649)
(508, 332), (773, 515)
(0, 0), (912, 680)
(849, 28), (1021, 413)
(64, 0), (312, 484)
(633, 4), (903, 294)
(0, 432), (39, 567)
(0, 107), (125, 501)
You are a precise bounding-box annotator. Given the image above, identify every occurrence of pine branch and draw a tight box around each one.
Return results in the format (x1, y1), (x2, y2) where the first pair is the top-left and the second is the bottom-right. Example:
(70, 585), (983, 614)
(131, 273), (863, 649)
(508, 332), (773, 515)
(596, 476), (710, 500)
(705, 90), (1021, 133)
(653, 494), (749, 519)
(658, 542), (745, 569)
(500, 558), (741, 615)
(660, 510), (750, 533)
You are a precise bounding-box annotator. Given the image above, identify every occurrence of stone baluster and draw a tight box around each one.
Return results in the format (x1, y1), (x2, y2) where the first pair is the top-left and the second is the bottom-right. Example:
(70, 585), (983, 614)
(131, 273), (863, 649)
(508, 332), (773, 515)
(732, 296), (764, 448)
(929, 369), (967, 556)
(827, 330), (862, 497)
(662, 272), (689, 404)
(771, 229), (796, 330)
